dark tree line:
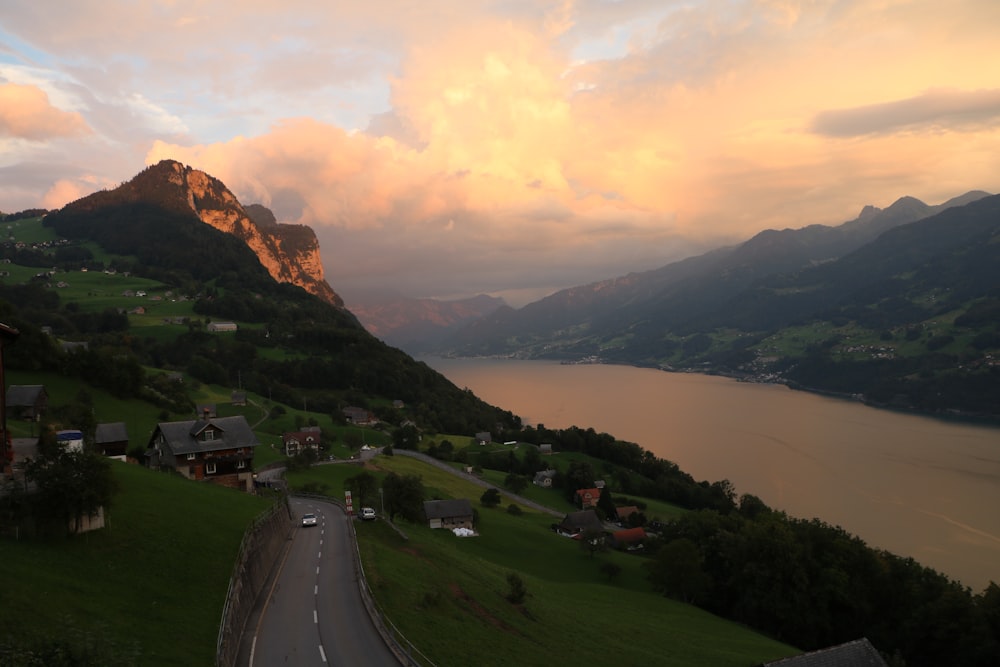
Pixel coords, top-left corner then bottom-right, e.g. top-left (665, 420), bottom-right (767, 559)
top-left (647, 506), bottom-right (1000, 667)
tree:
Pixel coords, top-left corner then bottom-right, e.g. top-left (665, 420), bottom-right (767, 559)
top-left (503, 472), bottom-right (528, 494)
top-left (346, 470), bottom-right (378, 507)
top-left (391, 424), bottom-right (420, 450)
top-left (25, 447), bottom-right (117, 535)
top-left (505, 572), bottom-right (527, 604)
top-left (597, 485), bottom-right (617, 520)
top-left (579, 528), bottom-right (607, 559)
top-left (646, 538), bottom-right (711, 604)
top-left (381, 472), bottom-right (424, 522)
top-left (480, 487), bottom-right (502, 508)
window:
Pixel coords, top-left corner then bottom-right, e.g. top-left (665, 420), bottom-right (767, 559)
top-left (237, 460), bottom-right (246, 469)
top-left (206, 463), bottom-right (217, 474)
top-left (186, 453), bottom-right (195, 460)
top-left (203, 430), bottom-right (215, 442)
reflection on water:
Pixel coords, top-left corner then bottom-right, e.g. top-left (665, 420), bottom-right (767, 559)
top-left (426, 357), bottom-right (1000, 591)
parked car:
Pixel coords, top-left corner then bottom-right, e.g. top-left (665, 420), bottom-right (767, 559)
top-left (360, 507), bottom-right (376, 521)
top-left (301, 513), bottom-right (318, 527)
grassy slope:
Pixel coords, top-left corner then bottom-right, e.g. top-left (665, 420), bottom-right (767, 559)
top-left (0, 462), bottom-right (274, 664)
top-left (287, 457), bottom-right (798, 667)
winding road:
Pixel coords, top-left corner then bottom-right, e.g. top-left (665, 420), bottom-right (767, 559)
top-left (241, 496), bottom-right (402, 666)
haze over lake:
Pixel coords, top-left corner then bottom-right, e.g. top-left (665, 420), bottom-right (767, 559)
top-left (426, 357), bottom-right (1000, 591)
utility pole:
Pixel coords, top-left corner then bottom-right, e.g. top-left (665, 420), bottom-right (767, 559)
top-left (0, 322), bottom-right (21, 477)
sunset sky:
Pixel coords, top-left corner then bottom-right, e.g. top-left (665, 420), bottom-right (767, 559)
top-left (2, 1), bottom-right (998, 306)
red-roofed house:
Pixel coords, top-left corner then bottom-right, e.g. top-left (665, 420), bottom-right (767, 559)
top-left (611, 527), bottom-right (647, 550)
top-left (575, 487), bottom-right (601, 509)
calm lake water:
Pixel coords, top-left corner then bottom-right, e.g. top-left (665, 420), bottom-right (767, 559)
top-left (424, 357), bottom-right (1000, 591)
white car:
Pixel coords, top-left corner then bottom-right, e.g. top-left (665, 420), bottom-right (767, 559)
top-left (301, 513), bottom-right (318, 527)
top-left (360, 507), bottom-right (376, 521)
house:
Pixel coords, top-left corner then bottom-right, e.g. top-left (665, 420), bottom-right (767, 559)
top-left (343, 406), bottom-right (376, 425)
top-left (95, 422), bottom-right (129, 460)
top-left (539, 443), bottom-right (553, 455)
top-left (533, 469), bottom-right (557, 487)
top-left (196, 403), bottom-right (217, 419)
top-left (616, 505), bottom-right (640, 524)
top-left (423, 498), bottom-right (474, 531)
top-left (207, 321), bottom-right (238, 332)
top-left (146, 414), bottom-right (259, 492)
top-left (474, 431), bottom-right (491, 445)
top-left (610, 526), bottom-right (646, 550)
top-left (556, 510), bottom-right (604, 538)
top-left (760, 638), bottom-right (888, 667)
top-left (392, 399), bottom-right (405, 409)
top-left (6, 384), bottom-right (47, 421)
top-left (283, 430), bottom-right (321, 456)
top-left (61, 341), bottom-right (89, 353)
top-left (575, 487), bottom-right (602, 509)
top-left (230, 390), bottom-right (247, 406)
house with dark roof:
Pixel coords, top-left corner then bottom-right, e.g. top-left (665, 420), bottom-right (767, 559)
top-left (95, 422), bottom-right (129, 460)
top-left (283, 430), bottom-right (321, 456)
top-left (342, 406), bottom-right (376, 425)
top-left (759, 638), bottom-right (888, 667)
top-left (474, 431), bottom-right (491, 445)
top-left (5, 384), bottom-right (47, 421)
top-left (230, 390), bottom-right (247, 406)
top-left (556, 510), bottom-right (604, 538)
top-left (146, 414), bottom-right (259, 492)
top-left (616, 505), bottom-right (640, 524)
top-left (533, 469), bottom-right (557, 487)
top-left (423, 498), bottom-right (474, 531)
top-left (196, 403), bottom-right (217, 419)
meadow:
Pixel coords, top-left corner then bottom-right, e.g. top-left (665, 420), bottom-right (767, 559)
top-left (286, 455), bottom-right (798, 666)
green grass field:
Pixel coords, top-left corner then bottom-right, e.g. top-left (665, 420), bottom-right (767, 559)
top-left (287, 456), bottom-right (798, 666)
top-left (0, 462), bottom-right (274, 664)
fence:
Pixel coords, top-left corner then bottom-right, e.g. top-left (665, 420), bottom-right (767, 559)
top-left (215, 497), bottom-right (292, 667)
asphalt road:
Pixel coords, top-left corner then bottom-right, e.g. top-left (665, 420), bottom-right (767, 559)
top-left (244, 497), bottom-right (401, 666)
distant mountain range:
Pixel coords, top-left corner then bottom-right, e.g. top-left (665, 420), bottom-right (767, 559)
top-left (348, 293), bottom-right (505, 353)
top-left (430, 190), bottom-right (1000, 417)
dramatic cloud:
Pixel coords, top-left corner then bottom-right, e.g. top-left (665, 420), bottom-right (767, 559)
top-left (1, 1), bottom-right (999, 303)
top-left (0, 83), bottom-right (90, 140)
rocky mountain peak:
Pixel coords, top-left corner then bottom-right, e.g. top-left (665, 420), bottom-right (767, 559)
top-left (131, 160), bottom-right (342, 306)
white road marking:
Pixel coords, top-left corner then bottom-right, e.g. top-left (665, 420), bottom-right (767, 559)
top-left (319, 645), bottom-right (327, 663)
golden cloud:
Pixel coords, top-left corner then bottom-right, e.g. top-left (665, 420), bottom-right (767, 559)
top-left (0, 83), bottom-right (91, 141)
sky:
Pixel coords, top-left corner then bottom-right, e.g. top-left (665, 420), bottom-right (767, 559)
top-left (1, 1), bottom-right (999, 307)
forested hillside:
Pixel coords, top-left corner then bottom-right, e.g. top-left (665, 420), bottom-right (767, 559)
top-left (445, 193), bottom-right (1000, 418)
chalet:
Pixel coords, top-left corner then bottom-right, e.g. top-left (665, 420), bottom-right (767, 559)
top-left (230, 390), bottom-right (247, 406)
top-left (5, 384), bottom-right (47, 421)
top-left (539, 443), bottom-right (553, 455)
top-left (575, 487), bottom-right (602, 509)
top-left (95, 422), bottom-right (129, 460)
top-left (761, 638), bottom-right (888, 667)
top-left (423, 498), bottom-right (474, 531)
top-left (207, 321), bottom-right (238, 332)
top-left (474, 431), bottom-right (491, 445)
top-left (556, 510), bottom-right (604, 538)
top-left (283, 430), bottom-right (321, 456)
top-left (392, 399), bottom-right (405, 409)
top-left (146, 414), bottom-right (259, 492)
top-left (343, 406), bottom-right (376, 425)
top-left (533, 469), bottom-right (557, 487)
top-left (196, 403), bottom-right (217, 419)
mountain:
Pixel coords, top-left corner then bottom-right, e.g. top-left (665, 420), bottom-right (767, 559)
top-left (349, 293), bottom-right (505, 353)
top-left (51, 160), bottom-right (343, 306)
top-left (444, 191), bottom-right (1000, 417)
top-left (30, 161), bottom-right (519, 435)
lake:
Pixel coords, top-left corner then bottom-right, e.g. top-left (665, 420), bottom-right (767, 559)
top-left (424, 357), bottom-right (1000, 591)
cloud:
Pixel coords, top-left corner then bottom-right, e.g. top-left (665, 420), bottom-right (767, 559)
top-left (0, 83), bottom-right (90, 140)
top-left (3, 0), bottom-right (1000, 301)
top-left (811, 89), bottom-right (1000, 137)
